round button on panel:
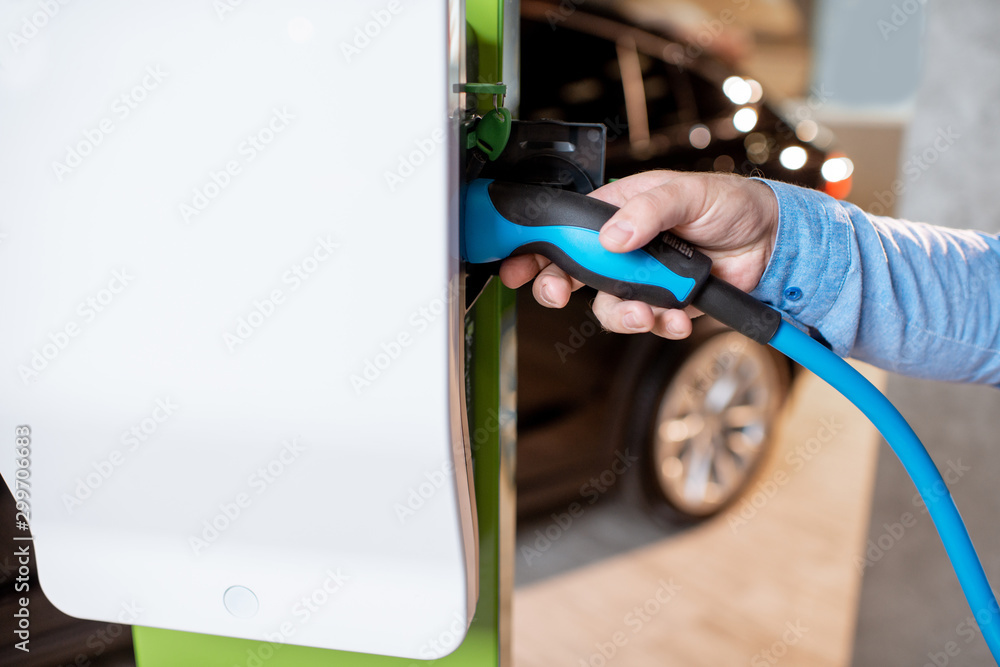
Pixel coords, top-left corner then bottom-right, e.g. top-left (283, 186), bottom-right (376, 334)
top-left (223, 585), bottom-right (259, 618)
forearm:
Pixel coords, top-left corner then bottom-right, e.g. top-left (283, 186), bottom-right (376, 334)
top-left (751, 179), bottom-right (1000, 386)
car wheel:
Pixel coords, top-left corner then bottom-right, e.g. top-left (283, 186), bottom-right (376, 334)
top-left (636, 326), bottom-right (790, 522)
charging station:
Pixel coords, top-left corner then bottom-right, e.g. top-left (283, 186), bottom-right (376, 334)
top-left (1, 0), bottom-right (516, 664)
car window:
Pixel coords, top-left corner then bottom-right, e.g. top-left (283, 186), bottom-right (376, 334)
top-left (635, 52), bottom-right (690, 131)
top-left (686, 69), bottom-right (733, 120)
top-left (520, 19), bottom-right (627, 126)
top-left (635, 51), bottom-right (734, 129)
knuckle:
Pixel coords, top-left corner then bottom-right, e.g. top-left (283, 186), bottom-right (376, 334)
top-left (626, 192), bottom-right (661, 226)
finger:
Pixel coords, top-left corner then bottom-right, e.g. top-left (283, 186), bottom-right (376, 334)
top-left (498, 254), bottom-right (550, 289)
top-left (532, 262), bottom-right (585, 308)
top-left (650, 309), bottom-right (693, 340)
top-left (588, 170), bottom-right (682, 208)
top-left (593, 292), bottom-right (701, 339)
top-left (599, 178), bottom-right (705, 254)
top-left (591, 292), bottom-right (655, 333)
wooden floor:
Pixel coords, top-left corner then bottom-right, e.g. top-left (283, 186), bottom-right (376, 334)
top-left (513, 364), bottom-right (886, 667)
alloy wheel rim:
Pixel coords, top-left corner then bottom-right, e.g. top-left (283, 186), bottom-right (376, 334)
top-left (651, 332), bottom-right (782, 516)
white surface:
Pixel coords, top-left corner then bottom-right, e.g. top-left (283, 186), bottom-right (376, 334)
top-left (0, 0), bottom-right (474, 659)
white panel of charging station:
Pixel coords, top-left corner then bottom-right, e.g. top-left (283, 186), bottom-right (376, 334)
top-left (0, 0), bottom-right (475, 659)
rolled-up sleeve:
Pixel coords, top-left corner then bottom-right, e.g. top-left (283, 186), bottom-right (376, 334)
top-left (750, 178), bottom-right (1000, 386)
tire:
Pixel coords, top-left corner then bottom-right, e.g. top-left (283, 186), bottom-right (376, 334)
top-left (635, 325), bottom-right (790, 523)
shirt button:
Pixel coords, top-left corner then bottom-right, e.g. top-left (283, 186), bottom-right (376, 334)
top-left (784, 286), bottom-right (803, 301)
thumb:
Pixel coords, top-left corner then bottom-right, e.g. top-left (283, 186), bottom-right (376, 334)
top-left (598, 180), bottom-right (701, 253)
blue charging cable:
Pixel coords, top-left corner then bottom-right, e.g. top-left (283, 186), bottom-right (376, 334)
top-left (463, 178), bottom-right (1000, 663)
top-left (770, 321), bottom-right (1000, 660)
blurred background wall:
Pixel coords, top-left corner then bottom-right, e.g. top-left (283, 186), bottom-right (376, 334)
top-left (851, 1), bottom-right (1000, 665)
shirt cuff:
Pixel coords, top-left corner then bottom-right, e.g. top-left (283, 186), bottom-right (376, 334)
top-left (749, 178), bottom-right (856, 353)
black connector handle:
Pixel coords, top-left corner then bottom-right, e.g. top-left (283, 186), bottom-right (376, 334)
top-left (462, 179), bottom-right (781, 343)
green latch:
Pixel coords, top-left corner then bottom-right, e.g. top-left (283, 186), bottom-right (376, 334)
top-left (474, 107), bottom-right (512, 161)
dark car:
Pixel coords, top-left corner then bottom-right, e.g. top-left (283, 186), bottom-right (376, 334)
top-left (515, 0), bottom-right (850, 522)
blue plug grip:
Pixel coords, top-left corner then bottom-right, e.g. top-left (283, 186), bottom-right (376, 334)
top-left (463, 179), bottom-right (705, 309)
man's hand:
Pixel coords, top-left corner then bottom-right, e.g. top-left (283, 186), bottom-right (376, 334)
top-left (498, 170), bottom-right (780, 339)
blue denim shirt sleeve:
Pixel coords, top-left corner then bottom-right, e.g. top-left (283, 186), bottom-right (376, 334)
top-left (750, 178), bottom-right (1000, 386)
